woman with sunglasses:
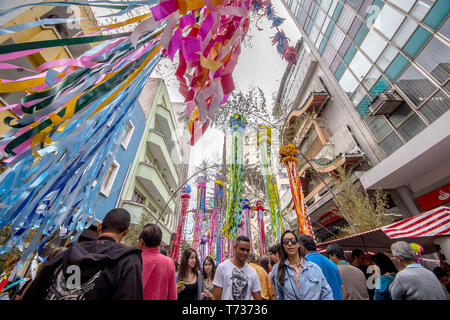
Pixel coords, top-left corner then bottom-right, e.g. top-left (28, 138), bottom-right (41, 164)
top-left (273, 230), bottom-right (333, 300)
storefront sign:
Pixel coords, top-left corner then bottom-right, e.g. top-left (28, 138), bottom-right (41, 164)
top-left (416, 183), bottom-right (450, 211)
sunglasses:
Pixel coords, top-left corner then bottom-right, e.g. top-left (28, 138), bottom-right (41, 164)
top-left (282, 238), bottom-right (298, 245)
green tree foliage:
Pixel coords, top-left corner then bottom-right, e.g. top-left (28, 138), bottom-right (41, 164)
top-left (332, 166), bottom-right (394, 236)
top-left (123, 209), bottom-right (154, 247)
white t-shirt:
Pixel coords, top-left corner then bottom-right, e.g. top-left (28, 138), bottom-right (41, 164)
top-left (213, 259), bottom-right (261, 300)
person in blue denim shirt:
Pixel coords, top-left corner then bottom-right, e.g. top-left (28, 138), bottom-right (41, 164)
top-left (273, 230), bottom-right (333, 300)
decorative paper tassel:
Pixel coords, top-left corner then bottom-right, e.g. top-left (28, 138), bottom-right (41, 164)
top-left (223, 114), bottom-right (247, 240)
top-left (169, 185), bottom-right (191, 262)
top-left (193, 176), bottom-right (208, 250)
top-left (257, 125), bottom-right (283, 242)
top-left (256, 200), bottom-right (268, 257)
top-left (280, 144), bottom-right (315, 238)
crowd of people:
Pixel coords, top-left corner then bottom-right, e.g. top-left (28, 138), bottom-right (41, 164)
top-left (8, 208), bottom-right (449, 300)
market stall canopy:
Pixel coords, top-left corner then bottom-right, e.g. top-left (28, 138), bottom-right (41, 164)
top-left (316, 206), bottom-right (450, 255)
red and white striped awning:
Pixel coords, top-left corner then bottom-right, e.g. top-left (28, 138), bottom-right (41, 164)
top-left (381, 206), bottom-right (450, 239)
top-left (316, 206), bottom-right (450, 254)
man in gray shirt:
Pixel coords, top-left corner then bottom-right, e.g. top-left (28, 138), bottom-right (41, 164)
top-left (389, 241), bottom-right (447, 300)
top-left (327, 243), bottom-right (369, 300)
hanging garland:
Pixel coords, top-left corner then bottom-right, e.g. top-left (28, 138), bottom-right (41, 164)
top-left (279, 143), bottom-right (314, 237)
top-left (257, 125), bottom-right (283, 242)
top-left (222, 113), bottom-right (247, 240)
top-left (209, 171), bottom-right (224, 261)
top-left (256, 199), bottom-right (267, 257)
top-left (192, 175), bottom-right (207, 251)
top-left (169, 184), bottom-right (191, 262)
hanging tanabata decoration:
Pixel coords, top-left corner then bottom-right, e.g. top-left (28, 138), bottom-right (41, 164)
top-left (241, 199), bottom-right (253, 253)
top-left (0, 0), bottom-right (297, 269)
top-left (170, 184), bottom-right (191, 262)
top-left (200, 234), bottom-right (208, 266)
top-left (193, 175), bottom-right (208, 251)
top-left (223, 113), bottom-right (247, 240)
top-left (257, 125), bottom-right (283, 241)
top-left (256, 200), bottom-right (267, 257)
top-left (279, 144), bottom-right (314, 237)
top-left (210, 171), bottom-right (224, 263)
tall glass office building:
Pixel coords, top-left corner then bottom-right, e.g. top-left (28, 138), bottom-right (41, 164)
top-left (280, 0), bottom-right (449, 220)
top-left (282, 0), bottom-right (448, 157)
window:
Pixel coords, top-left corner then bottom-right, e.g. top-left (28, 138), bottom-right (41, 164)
top-left (416, 37), bottom-right (450, 84)
top-left (385, 53), bottom-right (409, 81)
top-left (364, 116), bottom-right (392, 142)
top-left (397, 113), bottom-right (427, 142)
top-left (337, 6), bottom-right (354, 33)
top-left (343, 44), bottom-right (357, 64)
top-left (423, 0), bottom-right (450, 30)
top-left (121, 120), bottom-right (135, 150)
top-left (338, 38), bottom-right (351, 57)
top-left (396, 65), bottom-right (437, 107)
top-left (379, 132), bottom-right (404, 156)
top-left (369, 76), bottom-right (391, 98)
top-left (377, 45), bottom-right (399, 71)
top-left (334, 62), bottom-right (346, 80)
top-left (403, 26), bottom-right (432, 58)
top-left (318, 38), bottom-right (327, 55)
top-left (439, 14), bottom-right (450, 39)
top-left (330, 55), bottom-right (342, 73)
top-left (346, 0), bottom-right (362, 11)
top-left (351, 85), bottom-right (367, 106)
top-left (320, 0), bottom-right (332, 13)
top-left (339, 69), bottom-right (358, 96)
top-left (392, 18), bottom-right (418, 49)
top-left (329, 27), bottom-right (345, 51)
top-left (418, 90), bottom-right (450, 123)
top-left (373, 3), bottom-right (405, 39)
top-left (349, 50), bottom-right (372, 81)
top-left (316, 8), bottom-right (326, 27)
top-left (331, 2), bottom-right (343, 22)
top-left (360, 29), bottom-right (388, 62)
top-left (362, 67), bottom-right (381, 92)
top-left (132, 189), bottom-right (146, 205)
top-left (328, 0), bottom-right (339, 17)
top-left (324, 22), bottom-right (335, 39)
top-left (315, 33), bottom-right (324, 49)
top-left (323, 44), bottom-right (335, 66)
top-left (364, 0), bottom-right (384, 25)
top-left (310, 25), bottom-right (320, 44)
top-left (353, 22), bottom-right (369, 45)
top-left (388, 0), bottom-right (415, 12)
top-left (411, 0), bottom-right (433, 21)
top-left (388, 102), bottom-right (413, 127)
top-left (100, 160), bottom-right (120, 197)
top-left (347, 16), bottom-right (363, 39)
top-left (356, 96), bottom-right (373, 116)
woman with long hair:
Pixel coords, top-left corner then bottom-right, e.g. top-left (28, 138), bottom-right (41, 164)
top-left (201, 256), bottom-right (216, 300)
top-left (371, 252), bottom-right (398, 300)
top-left (176, 248), bottom-right (202, 300)
top-left (274, 230), bottom-right (333, 300)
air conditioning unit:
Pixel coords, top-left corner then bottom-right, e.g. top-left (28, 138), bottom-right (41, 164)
top-left (369, 91), bottom-right (404, 116)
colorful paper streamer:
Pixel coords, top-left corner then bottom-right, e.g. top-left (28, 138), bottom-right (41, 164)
top-left (257, 125), bottom-right (283, 242)
top-left (280, 144), bottom-right (314, 237)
